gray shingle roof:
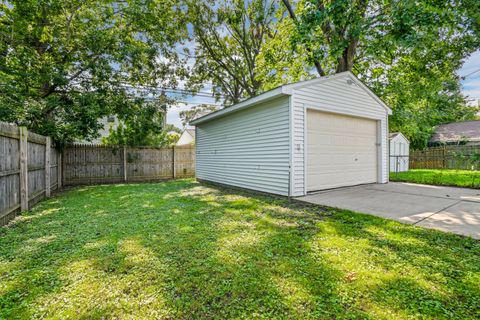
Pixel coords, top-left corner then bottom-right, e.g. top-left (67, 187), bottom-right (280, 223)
top-left (389, 132), bottom-right (400, 139)
top-left (429, 120), bottom-right (480, 143)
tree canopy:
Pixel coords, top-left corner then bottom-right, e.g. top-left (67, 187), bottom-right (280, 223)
top-left (261, 0), bottom-right (480, 148)
top-left (0, 0), bottom-right (187, 145)
top-left (186, 0), bottom-right (276, 105)
top-left (1, 0), bottom-right (479, 149)
top-left (179, 104), bottom-right (218, 128)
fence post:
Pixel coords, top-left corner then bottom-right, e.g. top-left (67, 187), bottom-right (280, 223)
top-left (123, 146), bottom-right (127, 182)
top-left (172, 146), bottom-right (176, 179)
top-left (57, 151), bottom-right (62, 189)
top-left (61, 149), bottom-right (66, 186)
top-left (442, 146), bottom-right (446, 169)
top-left (19, 126), bottom-right (28, 211)
top-left (45, 137), bottom-right (51, 197)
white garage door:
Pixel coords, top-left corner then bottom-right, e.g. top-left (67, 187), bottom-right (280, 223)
top-left (307, 110), bottom-right (378, 191)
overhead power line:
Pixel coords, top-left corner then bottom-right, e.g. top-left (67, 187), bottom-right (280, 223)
top-left (462, 68), bottom-right (480, 79)
top-left (119, 84), bottom-right (224, 98)
top-left (139, 96), bottom-right (222, 107)
top-left (70, 75), bottom-right (225, 98)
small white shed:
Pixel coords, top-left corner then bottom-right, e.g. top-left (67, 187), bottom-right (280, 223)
top-left (389, 132), bottom-right (409, 172)
top-left (191, 71), bottom-right (392, 197)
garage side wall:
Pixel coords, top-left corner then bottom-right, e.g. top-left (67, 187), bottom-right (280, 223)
top-left (291, 74), bottom-right (389, 196)
top-left (196, 96), bottom-right (290, 196)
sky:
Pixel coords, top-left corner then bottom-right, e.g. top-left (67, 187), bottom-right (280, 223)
top-left (167, 50), bottom-right (480, 129)
top-left (459, 50), bottom-right (480, 101)
top-left (166, 96), bottom-right (219, 128)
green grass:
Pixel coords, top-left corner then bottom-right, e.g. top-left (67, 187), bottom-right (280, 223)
top-left (0, 180), bottom-right (479, 319)
top-left (390, 169), bottom-right (480, 188)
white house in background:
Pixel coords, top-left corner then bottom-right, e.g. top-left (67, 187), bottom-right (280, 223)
top-left (467, 99), bottom-right (480, 116)
top-left (191, 71), bottom-right (392, 197)
top-left (389, 132), bottom-right (409, 172)
top-left (176, 129), bottom-right (196, 146)
top-left (74, 115), bottom-right (120, 145)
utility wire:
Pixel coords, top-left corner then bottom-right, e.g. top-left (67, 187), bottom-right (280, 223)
top-left (462, 68), bottom-right (480, 79)
top-left (69, 76), bottom-right (225, 97)
top-left (119, 84), bottom-right (223, 98)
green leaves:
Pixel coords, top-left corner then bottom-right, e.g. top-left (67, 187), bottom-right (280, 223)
top-left (0, 0), bottom-right (188, 144)
top-left (273, 0), bottom-right (480, 149)
top-left (187, 0), bottom-right (276, 104)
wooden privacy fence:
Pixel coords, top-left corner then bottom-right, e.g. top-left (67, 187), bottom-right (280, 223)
top-left (62, 144), bottom-right (195, 185)
top-left (1, 121), bottom-right (196, 226)
top-left (0, 122), bottom-right (61, 225)
top-left (410, 145), bottom-right (480, 170)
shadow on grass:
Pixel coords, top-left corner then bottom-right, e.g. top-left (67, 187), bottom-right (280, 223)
top-left (0, 179), bottom-right (478, 319)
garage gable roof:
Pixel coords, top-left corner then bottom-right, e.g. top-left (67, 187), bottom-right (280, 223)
top-left (190, 71), bottom-right (391, 126)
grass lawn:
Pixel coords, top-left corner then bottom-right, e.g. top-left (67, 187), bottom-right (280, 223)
top-left (390, 169), bottom-right (480, 188)
top-left (0, 180), bottom-right (479, 319)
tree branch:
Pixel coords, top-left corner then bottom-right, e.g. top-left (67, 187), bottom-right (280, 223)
top-left (281, 0), bottom-right (326, 76)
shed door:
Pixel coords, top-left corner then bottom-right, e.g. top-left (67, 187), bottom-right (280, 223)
top-left (306, 110), bottom-right (378, 191)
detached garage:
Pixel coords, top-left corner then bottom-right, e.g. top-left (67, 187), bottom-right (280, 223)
top-left (190, 71), bottom-right (392, 197)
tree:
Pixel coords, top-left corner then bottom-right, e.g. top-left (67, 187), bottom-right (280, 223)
top-left (102, 123), bottom-right (181, 148)
top-left (187, 0), bottom-right (277, 104)
top-left (179, 104), bottom-right (218, 128)
top-left (255, 10), bottom-right (314, 91)
top-left (163, 124), bottom-right (182, 134)
top-left (268, 0), bottom-right (480, 148)
top-left (280, 0), bottom-right (480, 75)
top-left (100, 98), bottom-right (167, 147)
top-left (0, 0), bottom-right (187, 145)
top-left (363, 49), bottom-right (477, 149)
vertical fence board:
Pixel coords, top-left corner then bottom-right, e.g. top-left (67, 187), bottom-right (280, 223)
top-left (63, 145), bottom-right (195, 185)
top-left (45, 137), bottom-right (51, 197)
top-left (174, 145), bottom-right (196, 178)
top-left (1, 121), bottom-right (195, 226)
top-left (0, 123), bottom-right (21, 225)
top-left (0, 122), bottom-right (61, 226)
top-left (27, 139), bottom-right (46, 207)
top-left (19, 127), bottom-right (28, 212)
top-left (410, 145), bottom-right (480, 170)
top-left (49, 145), bottom-right (58, 191)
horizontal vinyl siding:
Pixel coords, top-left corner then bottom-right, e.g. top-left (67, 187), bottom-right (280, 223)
top-left (292, 74), bottom-right (389, 196)
top-left (196, 96), bottom-right (290, 196)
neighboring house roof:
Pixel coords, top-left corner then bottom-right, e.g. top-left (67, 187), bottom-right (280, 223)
top-left (429, 120), bottom-right (480, 144)
top-left (190, 71), bottom-right (392, 126)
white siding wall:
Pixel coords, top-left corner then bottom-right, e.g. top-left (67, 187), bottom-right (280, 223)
top-left (291, 74), bottom-right (389, 196)
top-left (196, 96), bottom-right (291, 196)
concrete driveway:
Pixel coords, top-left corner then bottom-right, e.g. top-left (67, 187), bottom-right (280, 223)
top-left (298, 182), bottom-right (480, 239)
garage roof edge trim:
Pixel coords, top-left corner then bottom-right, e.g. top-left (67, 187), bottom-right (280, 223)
top-left (190, 71), bottom-right (392, 126)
